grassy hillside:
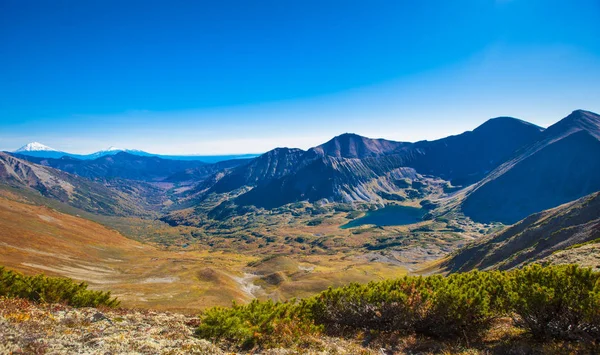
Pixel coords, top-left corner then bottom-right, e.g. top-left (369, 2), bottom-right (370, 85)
top-left (0, 191), bottom-right (419, 310)
top-left (0, 152), bottom-right (162, 217)
top-left (0, 192), bottom-right (254, 310)
top-left (445, 191), bottom-right (600, 272)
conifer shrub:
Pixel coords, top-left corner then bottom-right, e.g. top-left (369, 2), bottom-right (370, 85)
top-left (506, 264), bottom-right (600, 340)
top-left (0, 267), bottom-right (119, 308)
top-left (195, 265), bottom-right (600, 348)
top-left (310, 270), bottom-right (506, 339)
top-left (196, 299), bottom-right (321, 349)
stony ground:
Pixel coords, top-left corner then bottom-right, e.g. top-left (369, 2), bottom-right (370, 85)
top-left (4, 297), bottom-right (596, 355)
top-left (0, 297), bottom-right (221, 354)
top-left (0, 297), bottom-right (373, 355)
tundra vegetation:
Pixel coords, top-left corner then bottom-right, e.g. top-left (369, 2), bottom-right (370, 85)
top-left (196, 264), bottom-right (600, 351)
top-left (0, 267), bottom-right (119, 308)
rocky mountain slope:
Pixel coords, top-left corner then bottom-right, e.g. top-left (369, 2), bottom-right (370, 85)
top-left (460, 110), bottom-right (600, 224)
top-left (445, 191), bottom-right (600, 272)
top-left (192, 116), bottom-right (546, 209)
top-left (409, 117), bottom-right (544, 185)
top-left (310, 132), bottom-right (409, 158)
top-left (15, 152), bottom-right (208, 182)
top-left (4, 110), bottom-right (600, 234)
top-left (0, 152), bottom-right (159, 216)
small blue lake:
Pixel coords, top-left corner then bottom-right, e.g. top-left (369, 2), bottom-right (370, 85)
top-left (340, 205), bottom-right (425, 229)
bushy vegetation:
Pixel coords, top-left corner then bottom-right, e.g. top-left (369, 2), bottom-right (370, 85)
top-left (0, 267), bottom-right (119, 308)
top-left (309, 270), bottom-right (506, 339)
top-left (196, 299), bottom-right (320, 349)
top-left (507, 264), bottom-right (600, 340)
top-left (197, 264), bottom-right (600, 349)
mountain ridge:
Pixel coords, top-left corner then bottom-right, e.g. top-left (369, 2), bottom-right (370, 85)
top-left (445, 191), bottom-right (600, 272)
top-left (9, 143), bottom-right (260, 163)
top-left (205, 113), bottom-right (548, 208)
top-left (460, 109), bottom-right (600, 224)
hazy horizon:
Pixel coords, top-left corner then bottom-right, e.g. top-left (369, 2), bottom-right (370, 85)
top-left (1, 108), bottom-right (594, 156)
top-left (2, 1), bottom-right (599, 154)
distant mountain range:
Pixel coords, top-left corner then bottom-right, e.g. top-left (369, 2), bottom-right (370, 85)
top-left (166, 109), bottom-right (596, 226)
top-left (12, 142), bottom-right (259, 163)
top-left (2, 109), bottom-right (599, 228)
top-left (192, 113), bottom-right (551, 212)
top-left (0, 152), bottom-right (161, 216)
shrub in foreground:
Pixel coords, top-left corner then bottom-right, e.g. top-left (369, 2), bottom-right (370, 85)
top-left (196, 265), bottom-right (600, 349)
top-left (196, 299), bottom-right (320, 349)
top-left (507, 264), bottom-right (600, 340)
top-left (310, 270), bottom-right (507, 339)
top-left (0, 266), bottom-right (119, 308)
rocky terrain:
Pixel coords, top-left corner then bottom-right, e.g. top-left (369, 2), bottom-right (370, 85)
top-left (0, 297), bottom-right (372, 355)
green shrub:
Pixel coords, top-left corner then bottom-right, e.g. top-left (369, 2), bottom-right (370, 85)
top-left (0, 266), bottom-right (119, 308)
top-left (310, 270), bottom-right (506, 339)
top-left (307, 217), bottom-right (324, 226)
top-left (196, 265), bottom-right (600, 348)
top-left (196, 299), bottom-right (321, 349)
top-left (507, 264), bottom-right (600, 340)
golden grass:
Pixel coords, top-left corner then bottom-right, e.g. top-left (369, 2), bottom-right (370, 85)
top-left (0, 196), bottom-right (410, 311)
top-left (0, 196), bottom-right (256, 311)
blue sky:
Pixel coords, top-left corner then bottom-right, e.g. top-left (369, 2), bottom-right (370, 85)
top-left (1, 0), bottom-right (599, 154)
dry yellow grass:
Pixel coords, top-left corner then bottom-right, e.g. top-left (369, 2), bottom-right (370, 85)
top-left (0, 195), bottom-right (255, 311)
top-left (0, 195), bottom-right (410, 311)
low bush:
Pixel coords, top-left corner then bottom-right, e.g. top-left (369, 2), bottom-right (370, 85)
top-left (196, 265), bottom-right (600, 349)
top-left (196, 299), bottom-right (321, 349)
top-left (310, 270), bottom-right (507, 339)
top-left (0, 266), bottom-right (119, 308)
top-left (507, 264), bottom-right (600, 340)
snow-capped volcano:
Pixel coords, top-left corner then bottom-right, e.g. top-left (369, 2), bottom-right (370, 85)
top-left (10, 142), bottom-right (256, 162)
top-left (15, 142), bottom-right (59, 152)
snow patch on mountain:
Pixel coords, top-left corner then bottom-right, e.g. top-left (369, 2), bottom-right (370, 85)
top-left (15, 142), bottom-right (59, 152)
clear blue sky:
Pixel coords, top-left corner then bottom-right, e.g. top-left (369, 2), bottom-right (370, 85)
top-left (1, 0), bottom-right (599, 154)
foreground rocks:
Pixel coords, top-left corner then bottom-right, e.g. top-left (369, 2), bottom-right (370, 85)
top-left (0, 297), bottom-right (372, 355)
top-left (0, 297), bottom-right (221, 354)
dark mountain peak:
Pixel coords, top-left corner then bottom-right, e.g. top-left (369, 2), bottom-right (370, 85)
top-left (260, 147), bottom-right (304, 157)
top-left (572, 108), bottom-right (599, 116)
top-left (95, 151), bottom-right (142, 162)
top-left (334, 132), bottom-right (363, 139)
top-left (544, 109), bottom-right (600, 140)
top-left (249, 147), bottom-right (305, 169)
top-left (312, 133), bottom-right (405, 159)
top-left (251, 147), bottom-right (306, 166)
top-left (473, 116), bottom-right (543, 135)
top-left (561, 109), bottom-right (600, 126)
top-left (207, 146), bottom-right (306, 193)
